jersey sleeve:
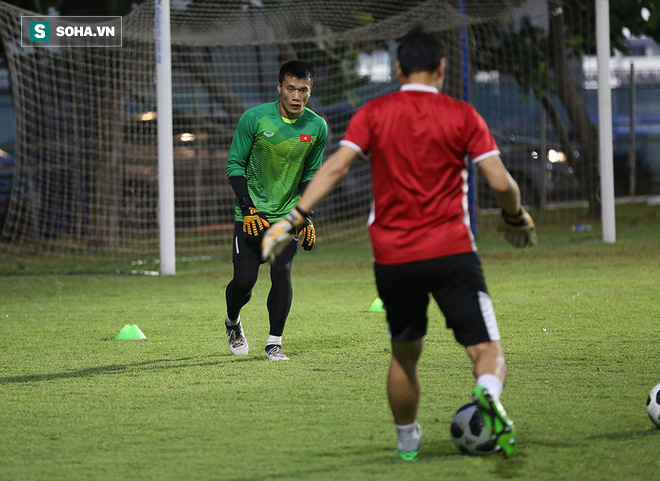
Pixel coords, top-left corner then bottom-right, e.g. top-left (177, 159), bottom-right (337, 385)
top-left (300, 118), bottom-right (328, 183)
top-left (340, 106), bottom-right (371, 155)
top-left (464, 104), bottom-right (500, 163)
top-left (226, 110), bottom-right (256, 178)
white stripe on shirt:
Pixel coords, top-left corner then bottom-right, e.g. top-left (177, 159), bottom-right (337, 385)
top-left (472, 149), bottom-right (501, 163)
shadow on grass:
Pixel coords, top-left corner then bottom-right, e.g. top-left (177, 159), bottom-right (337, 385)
top-left (420, 439), bottom-right (527, 480)
top-left (0, 354), bottom-right (260, 385)
top-left (226, 439), bottom-right (526, 481)
top-left (525, 428), bottom-right (658, 449)
top-left (586, 429), bottom-right (659, 441)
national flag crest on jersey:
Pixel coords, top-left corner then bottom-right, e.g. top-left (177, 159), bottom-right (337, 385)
top-left (300, 134), bottom-right (311, 143)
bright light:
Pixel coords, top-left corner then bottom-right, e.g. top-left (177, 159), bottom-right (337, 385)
top-left (642, 8), bottom-right (650, 22)
top-left (140, 111), bottom-right (157, 121)
top-left (547, 149), bottom-right (567, 163)
top-left (179, 132), bottom-right (196, 142)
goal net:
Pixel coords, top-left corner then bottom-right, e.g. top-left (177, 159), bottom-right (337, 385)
top-left (0, 0), bottom-right (602, 272)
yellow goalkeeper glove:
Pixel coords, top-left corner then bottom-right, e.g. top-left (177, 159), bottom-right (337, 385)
top-left (498, 207), bottom-right (537, 247)
top-left (262, 207), bottom-right (307, 263)
top-left (298, 212), bottom-right (316, 251)
top-left (242, 206), bottom-right (270, 238)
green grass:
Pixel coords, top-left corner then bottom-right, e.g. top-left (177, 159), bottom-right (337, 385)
top-left (1, 203), bottom-right (659, 480)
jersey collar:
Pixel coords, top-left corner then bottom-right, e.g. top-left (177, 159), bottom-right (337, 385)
top-left (400, 83), bottom-right (439, 94)
top-left (275, 100), bottom-right (305, 123)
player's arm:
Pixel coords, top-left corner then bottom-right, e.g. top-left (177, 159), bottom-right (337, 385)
top-left (476, 155), bottom-right (520, 214)
top-left (477, 155), bottom-right (536, 247)
top-left (465, 105), bottom-right (535, 247)
top-left (229, 176), bottom-right (270, 238)
top-left (262, 145), bottom-right (358, 262)
top-left (226, 111), bottom-right (269, 238)
top-left (226, 110), bottom-right (255, 179)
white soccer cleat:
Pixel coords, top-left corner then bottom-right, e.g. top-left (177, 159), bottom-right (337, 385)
top-left (226, 322), bottom-right (249, 355)
top-left (265, 344), bottom-right (289, 361)
top-left (398, 424), bottom-right (422, 461)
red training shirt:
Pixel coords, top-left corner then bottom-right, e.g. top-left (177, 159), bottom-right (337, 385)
top-left (341, 84), bottom-right (499, 265)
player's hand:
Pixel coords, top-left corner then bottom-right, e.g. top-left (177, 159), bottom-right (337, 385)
top-left (262, 207), bottom-right (307, 263)
top-left (299, 214), bottom-right (316, 251)
top-left (242, 206), bottom-right (270, 238)
top-left (498, 207), bottom-right (537, 247)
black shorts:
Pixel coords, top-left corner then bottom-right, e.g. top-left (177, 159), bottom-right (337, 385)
top-left (374, 252), bottom-right (500, 346)
top-left (232, 221), bottom-right (297, 264)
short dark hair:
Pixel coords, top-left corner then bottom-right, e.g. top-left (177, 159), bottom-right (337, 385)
top-left (279, 60), bottom-right (314, 85)
top-left (397, 26), bottom-right (443, 76)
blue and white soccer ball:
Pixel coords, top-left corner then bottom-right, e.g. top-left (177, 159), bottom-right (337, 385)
top-left (450, 403), bottom-right (499, 455)
top-left (647, 383), bottom-right (660, 428)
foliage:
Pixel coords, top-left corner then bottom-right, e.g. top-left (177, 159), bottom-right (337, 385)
top-left (473, 0), bottom-right (659, 109)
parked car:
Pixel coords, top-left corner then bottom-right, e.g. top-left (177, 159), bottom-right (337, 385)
top-left (476, 131), bottom-right (582, 209)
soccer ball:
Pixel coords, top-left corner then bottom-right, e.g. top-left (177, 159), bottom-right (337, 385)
top-left (450, 403), bottom-right (499, 455)
top-left (647, 383), bottom-right (660, 428)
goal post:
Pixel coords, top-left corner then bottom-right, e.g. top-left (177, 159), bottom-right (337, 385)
top-left (595, 0), bottom-right (616, 243)
top-left (155, 0), bottom-right (176, 275)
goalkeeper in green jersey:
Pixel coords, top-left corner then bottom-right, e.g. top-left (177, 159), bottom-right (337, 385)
top-left (224, 60), bottom-right (327, 361)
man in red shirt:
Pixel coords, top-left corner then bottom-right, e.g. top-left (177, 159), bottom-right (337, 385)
top-left (262, 26), bottom-right (535, 460)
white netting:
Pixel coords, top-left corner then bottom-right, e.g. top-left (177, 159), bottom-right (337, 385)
top-left (0, 0), bottom-right (614, 270)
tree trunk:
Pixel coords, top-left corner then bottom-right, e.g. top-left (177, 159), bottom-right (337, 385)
top-left (548, 0), bottom-right (600, 217)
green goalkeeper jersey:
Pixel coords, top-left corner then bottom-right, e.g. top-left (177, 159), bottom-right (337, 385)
top-left (226, 101), bottom-right (327, 222)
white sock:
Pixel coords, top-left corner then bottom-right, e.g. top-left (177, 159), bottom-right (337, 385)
top-left (395, 421), bottom-right (420, 451)
top-left (225, 314), bottom-right (240, 327)
top-left (476, 374), bottom-right (503, 400)
top-left (266, 335), bottom-right (282, 347)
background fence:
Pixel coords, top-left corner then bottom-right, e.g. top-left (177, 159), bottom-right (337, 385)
top-left (0, 0), bottom-right (658, 273)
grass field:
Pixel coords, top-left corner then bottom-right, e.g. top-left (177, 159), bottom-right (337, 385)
top-left (1, 203), bottom-right (659, 480)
